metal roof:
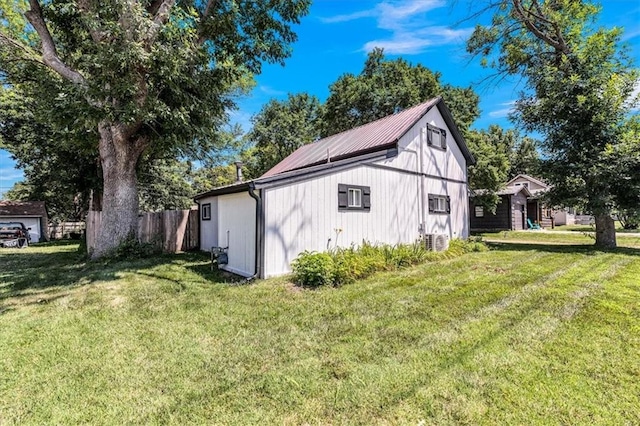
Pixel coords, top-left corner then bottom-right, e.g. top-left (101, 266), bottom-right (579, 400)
top-left (261, 97), bottom-right (442, 178)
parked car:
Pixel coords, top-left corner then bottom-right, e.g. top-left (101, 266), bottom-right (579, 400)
top-left (0, 222), bottom-right (31, 248)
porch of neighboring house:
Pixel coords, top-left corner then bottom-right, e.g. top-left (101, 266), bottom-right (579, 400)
top-left (526, 199), bottom-right (553, 229)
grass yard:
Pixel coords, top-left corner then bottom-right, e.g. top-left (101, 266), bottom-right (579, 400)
top-left (479, 230), bottom-right (640, 247)
top-left (1, 240), bottom-right (639, 424)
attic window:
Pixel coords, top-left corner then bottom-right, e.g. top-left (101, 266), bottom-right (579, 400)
top-left (427, 124), bottom-right (447, 150)
top-left (338, 184), bottom-right (370, 211)
top-left (428, 194), bottom-right (450, 214)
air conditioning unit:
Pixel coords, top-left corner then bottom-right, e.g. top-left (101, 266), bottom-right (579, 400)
top-left (424, 233), bottom-right (449, 252)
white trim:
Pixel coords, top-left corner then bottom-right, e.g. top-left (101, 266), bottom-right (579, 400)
top-left (220, 264), bottom-right (253, 278)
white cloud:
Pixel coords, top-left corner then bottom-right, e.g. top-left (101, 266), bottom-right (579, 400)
top-left (488, 101), bottom-right (516, 118)
top-left (321, 0), bottom-right (472, 55)
top-left (259, 85), bottom-right (286, 96)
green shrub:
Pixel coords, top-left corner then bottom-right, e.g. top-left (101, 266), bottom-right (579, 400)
top-left (291, 238), bottom-right (488, 287)
top-left (99, 235), bottom-right (161, 263)
top-left (291, 251), bottom-right (336, 287)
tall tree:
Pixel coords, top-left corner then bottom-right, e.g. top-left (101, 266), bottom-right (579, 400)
top-left (468, 0), bottom-right (640, 248)
top-left (509, 135), bottom-right (540, 178)
top-left (323, 48), bottom-right (480, 137)
top-left (0, 0), bottom-right (310, 257)
top-left (245, 93), bottom-right (323, 178)
top-left (466, 126), bottom-right (512, 211)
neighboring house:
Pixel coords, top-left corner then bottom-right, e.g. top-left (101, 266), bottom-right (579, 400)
top-left (470, 186), bottom-right (532, 231)
top-left (506, 174), bottom-right (554, 228)
top-left (195, 97), bottom-right (476, 278)
top-left (0, 201), bottom-right (49, 242)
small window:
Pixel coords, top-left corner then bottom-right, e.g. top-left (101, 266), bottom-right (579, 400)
top-left (338, 184), bottom-right (370, 211)
top-left (427, 124), bottom-right (447, 150)
top-left (522, 182), bottom-right (529, 188)
top-left (201, 203), bottom-right (211, 221)
top-left (475, 206), bottom-right (484, 217)
top-left (348, 188), bottom-right (361, 207)
top-left (428, 194), bottom-right (450, 214)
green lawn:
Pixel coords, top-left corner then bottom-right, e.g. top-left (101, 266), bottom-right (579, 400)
top-left (479, 230), bottom-right (640, 247)
top-left (1, 241), bottom-right (639, 424)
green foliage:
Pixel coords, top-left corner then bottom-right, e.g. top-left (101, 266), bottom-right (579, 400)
top-left (467, 0), bottom-right (640, 247)
top-left (98, 235), bottom-right (162, 263)
top-left (290, 251), bottom-right (335, 287)
top-left (137, 158), bottom-right (194, 212)
top-left (0, 0), bottom-right (311, 254)
top-left (617, 209), bottom-right (640, 230)
top-left (292, 239), bottom-right (488, 287)
top-left (245, 93), bottom-right (323, 178)
top-left (322, 48), bottom-right (480, 137)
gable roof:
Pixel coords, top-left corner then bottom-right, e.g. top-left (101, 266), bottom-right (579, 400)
top-left (0, 201), bottom-right (48, 218)
top-left (506, 174), bottom-right (549, 189)
top-left (497, 186), bottom-right (532, 197)
top-left (472, 185), bottom-right (532, 198)
top-left (261, 97), bottom-right (475, 178)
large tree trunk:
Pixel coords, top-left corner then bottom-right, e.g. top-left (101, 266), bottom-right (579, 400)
top-left (92, 122), bottom-right (146, 258)
top-left (594, 213), bottom-right (617, 249)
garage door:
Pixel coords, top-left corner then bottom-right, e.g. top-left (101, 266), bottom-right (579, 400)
top-left (1, 217), bottom-right (42, 242)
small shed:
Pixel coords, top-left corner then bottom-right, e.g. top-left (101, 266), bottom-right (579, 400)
top-left (470, 186), bottom-right (532, 231)
top-left (0, 201), bottom-right (49, 242)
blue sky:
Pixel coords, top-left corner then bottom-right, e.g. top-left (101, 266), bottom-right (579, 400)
top-left (1, 0), bottom-right (639, 197)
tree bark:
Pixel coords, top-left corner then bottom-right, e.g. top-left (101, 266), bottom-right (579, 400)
top-left (594, 213), bottom-right (617, 249)
top-left (92, 122), bottom-right (146, 258)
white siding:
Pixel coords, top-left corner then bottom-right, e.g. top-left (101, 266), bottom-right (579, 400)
top-left (198, 196), bottom-right (218, 251)
top-left (217, 192), bottom-right (256, 277)
top-left (263, 165), bottom-right (420, 277)
top-left (1, 216), bottom-right (42, 242)
top-left (510, 176), bottom-right (547, 192)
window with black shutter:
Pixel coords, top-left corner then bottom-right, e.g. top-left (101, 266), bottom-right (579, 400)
top-left (338, 184), bottom-right (371, 211)
top-left (428, 194), bottom-right (450, 214)
top-left (201, 203), bottom-right (211, 220)
top-left (426, 124), bottom-right (447, 151)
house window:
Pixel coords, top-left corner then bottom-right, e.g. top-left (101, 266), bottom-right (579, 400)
top-left (348, 188), bottom-right (361, 207)
top-left (201, 203), bottom-right (211, 221)
top-left (338, 184), bottom-right (371, 211)
top-left (428, 194), bottom-right (450, 214)
top-left (475, 206), bottom-right (484, 217)
top-left (427, 124), bottom-right (447, 150)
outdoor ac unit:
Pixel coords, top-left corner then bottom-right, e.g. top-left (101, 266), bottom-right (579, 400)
top-left (424, 234), bottom-right (449, 252)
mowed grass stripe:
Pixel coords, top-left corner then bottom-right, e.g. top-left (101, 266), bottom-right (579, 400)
top-left (314, 253), bottom-right (626, 424)
top-left (1, 244), bottom-right (639, 425)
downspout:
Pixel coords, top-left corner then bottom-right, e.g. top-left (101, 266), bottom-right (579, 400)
top-left (419, 127), bottom-right (426, 234)
top-left (247, 183), bottom-right (263, 280)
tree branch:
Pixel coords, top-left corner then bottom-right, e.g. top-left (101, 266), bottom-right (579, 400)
top-left (196, 0), bottom-right (219, 45)
top-left (0, 33), bottom-right (46, 66)
top-left (76, 0), bottom-right (109, 43)
top-left (146, 0), bottom-right (176, 43)
top-left (24, 0), bottom-right (86, 85)
top-left (511, 0), bottom-right (569, 54)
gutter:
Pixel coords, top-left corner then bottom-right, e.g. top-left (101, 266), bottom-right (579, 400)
top-left (247, 183), bottom-right (263, 279)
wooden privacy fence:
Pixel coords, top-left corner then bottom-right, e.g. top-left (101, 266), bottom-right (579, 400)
top-left (86, 209), bottom-right (199, 254)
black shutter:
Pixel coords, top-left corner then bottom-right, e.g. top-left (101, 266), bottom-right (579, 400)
top-left (428, 194), bottom-right (435, 213)
top-left (362, 186), bottom-right (371, 209)
top-left (440, 129), bottom-right (447, 149)
top-left (446, 196), bottom-right (451, 213)
top-left (338, 184), bottom-right (348, 208)
top-left (426, 125), bottom-right (433, 146)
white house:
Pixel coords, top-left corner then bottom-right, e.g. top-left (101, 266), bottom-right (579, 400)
top-left (195, 97), bottom-right (476, 278)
